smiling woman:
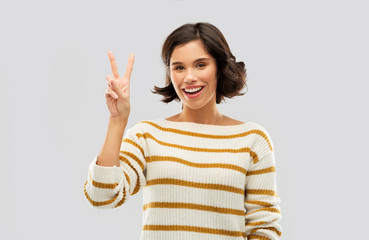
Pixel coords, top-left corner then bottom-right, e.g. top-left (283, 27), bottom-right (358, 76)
top-left (168, 39), bottom-right (218, 110)
top-left (83, 22), bottom-right (283, 240)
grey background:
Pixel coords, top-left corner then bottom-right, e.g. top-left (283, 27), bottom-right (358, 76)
top-left (1, 0), bottom-right (368, 239)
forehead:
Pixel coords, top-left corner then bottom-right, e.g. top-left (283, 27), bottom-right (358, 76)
top-left (170, 40), bottom-right (212, 63)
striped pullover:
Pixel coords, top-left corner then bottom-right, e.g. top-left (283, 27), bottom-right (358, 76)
top-left (83, 118), bottom-right (283, 240)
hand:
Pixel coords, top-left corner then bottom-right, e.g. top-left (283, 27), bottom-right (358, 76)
top-left (105, 51), bottom-right (135, 120)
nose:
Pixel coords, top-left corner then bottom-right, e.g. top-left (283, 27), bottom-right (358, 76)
top-left (184, 68), bottom-right (198, 83)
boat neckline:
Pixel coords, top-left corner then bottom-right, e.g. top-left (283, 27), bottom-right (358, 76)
top-left (158, 118), bottom-right (251, 128)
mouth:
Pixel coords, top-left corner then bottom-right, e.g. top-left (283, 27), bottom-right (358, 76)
top-left (182, 86), bottom-right (205, 98)
top-left (182, 86), bottom-right (204, 93)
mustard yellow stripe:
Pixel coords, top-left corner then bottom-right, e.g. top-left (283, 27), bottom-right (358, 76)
top-left (146, 178), bottom-right (244, 195)
top-left (83, 180), bottom-right (119, 206)
top-left (143, 224), bottom-right (246, 238)
top-left (244, 200), bottom-right (274, 207)
top-left (246, 221), bottom-right (269, 227)
top-left (137, 131), bottom-right (257, 155)
top-left (246, 189), bottom-right (278, 197)
top-left (146, 155), bottom-right (247, 175)
top-left (114, 186), bottom-right (127, 208)
top-left (120, 150), bottom-right (145, 170)
top-left (141, 120), bottom-right (272, 151)
top-left (249, 151), bottom-right (260, 164)
top-left (248, 235), bottom-right (272, 240)
top-left (137, 132), bottom-right (260, 163)
top-left (137, 132), bottom-right (251, 153)
top-left (124, 171), bottom-right (130, 185)
top-left (88, 170), bottom-right (118, 189)
top-left (245, 207), bottom-right (281, 216)
top-left (250, 226), bottom-right (282, 237)
top-left (119, 155), bottom-right (141, 196)
top-left (247, 166), bottom-right (275, 176)
top-left (143, 201), bottom-right (245, 216)
top-left (122, 138), bottom-right (145, 156)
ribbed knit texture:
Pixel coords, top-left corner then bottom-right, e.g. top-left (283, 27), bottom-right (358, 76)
top-left (83, 118), bottom-right (282, 240)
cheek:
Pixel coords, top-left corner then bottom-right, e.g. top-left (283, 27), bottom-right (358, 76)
top-left (171, 72), bottom-right (183, 83)
top-left (201, 68), bottom-right (217, 83)
top-left (170, 75), bottom-right (182, 92)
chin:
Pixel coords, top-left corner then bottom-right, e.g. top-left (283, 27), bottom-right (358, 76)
top-left (182, 101), bottom-right (208, 110)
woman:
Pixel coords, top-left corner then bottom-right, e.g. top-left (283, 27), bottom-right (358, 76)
top-left (84, 22), bottom-right (282, 240)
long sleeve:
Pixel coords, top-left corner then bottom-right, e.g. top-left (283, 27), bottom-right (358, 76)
top-left (244, 148), bottom-right (282, 239)
top-left (83, 124), bottom-right (147, 209)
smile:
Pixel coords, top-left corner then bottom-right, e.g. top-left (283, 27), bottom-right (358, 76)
top-left (182, 86), bottom-right (205, 98)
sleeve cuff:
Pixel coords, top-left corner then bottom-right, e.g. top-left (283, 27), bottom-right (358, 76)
top-left (88, 154), bottom-right (124, 184)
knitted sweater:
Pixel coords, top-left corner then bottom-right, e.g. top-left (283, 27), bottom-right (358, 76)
top-left (83, 118), bottom-right (282, 240)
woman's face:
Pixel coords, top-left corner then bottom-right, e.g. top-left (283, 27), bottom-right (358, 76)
top-left (169, 39), bottom-right (218, 110)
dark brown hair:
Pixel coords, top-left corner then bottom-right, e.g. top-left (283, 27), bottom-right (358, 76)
top-left (151, 22), bottom-right (248, 104)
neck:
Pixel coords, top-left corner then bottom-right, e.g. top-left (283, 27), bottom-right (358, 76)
top-left (178, 102), bottom-right (224, 125)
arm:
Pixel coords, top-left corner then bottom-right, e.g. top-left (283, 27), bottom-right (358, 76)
top-left (244, 150), bottom-right (283, 239)
top-left (83, 120), bottom-right (147, 209)
top-left (97, 117), bottom-right (128, 167)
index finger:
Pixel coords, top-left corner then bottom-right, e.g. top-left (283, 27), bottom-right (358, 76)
top-left (108, 51), bottom-right (120, 79)
top-left (123, 53), bottom-right (135, 80)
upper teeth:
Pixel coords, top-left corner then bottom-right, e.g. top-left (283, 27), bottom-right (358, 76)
top-left (185, 87), bottom-right (202, 93)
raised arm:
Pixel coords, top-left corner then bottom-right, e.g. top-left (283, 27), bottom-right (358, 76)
top-left (83, 51), bottom-right (147, 209)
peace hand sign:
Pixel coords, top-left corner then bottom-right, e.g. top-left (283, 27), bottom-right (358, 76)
top-left (105, 51), bottom-right (135, 120)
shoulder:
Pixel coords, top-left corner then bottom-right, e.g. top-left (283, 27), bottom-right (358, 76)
top-left (247, 121), bottom-right (275, 160)
top-left (126, 118), bottom-right (164, 135)
top-left (122, 119), bottom-right (152, 138)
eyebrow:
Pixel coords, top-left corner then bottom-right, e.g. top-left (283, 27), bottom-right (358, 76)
top-left (171, 58), bottom-right (210, 66)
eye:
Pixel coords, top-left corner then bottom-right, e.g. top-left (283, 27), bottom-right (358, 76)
top-left (197, 63), bottom-right (206, 68)
top-left (174, 66), bottom-right (184, 70)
